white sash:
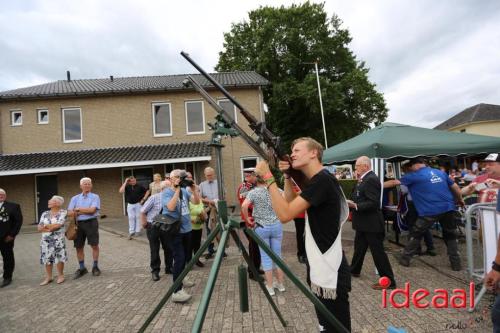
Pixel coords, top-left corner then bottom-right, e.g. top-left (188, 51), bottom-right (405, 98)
top-left (305, 188), bottom-right (349, 299)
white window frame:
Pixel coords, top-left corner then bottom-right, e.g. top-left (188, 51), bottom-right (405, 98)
top-left (37, 109), bottom-right (49, 124)
top-left (185, 100), bottom-right (205, 135)
top-left (152, 102), bottom-right (173, 137)
top-left (217, 98), bottom-right (238, 123)
top-left (10, 110), bottom-right (22, 126)
top-left (240, 156), bottom-right (260, 181)
top-left (62, 108), bottom-right (83, 143)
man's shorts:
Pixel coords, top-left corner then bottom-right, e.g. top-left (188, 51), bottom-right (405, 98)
top-left (74, 218), bottom-right (99, 248)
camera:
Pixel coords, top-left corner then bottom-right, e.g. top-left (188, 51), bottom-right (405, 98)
top-left (178, 171), bottom-right (194, 188)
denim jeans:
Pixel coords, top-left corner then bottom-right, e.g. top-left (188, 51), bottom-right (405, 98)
top-left (255, 222), bottom-right (282, 271)
top-left (167, 232), bottom-right (185, 292)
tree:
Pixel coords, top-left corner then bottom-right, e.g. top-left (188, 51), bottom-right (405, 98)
top-left (216, 1), bottom-right (387, 150)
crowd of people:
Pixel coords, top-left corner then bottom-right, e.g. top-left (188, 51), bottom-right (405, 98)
top-left (1, 143), bottom-right (499, 332)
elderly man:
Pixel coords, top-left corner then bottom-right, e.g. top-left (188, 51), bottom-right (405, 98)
top-left (199, 167), bottom-right (219, 259)
top-left (119, 176), bottom-right (148, 239)
top-left (461, 153), bottom-right (500, 203)
top-left (348, 156), bottom-right (396, 289)
top-left (385, 157), bottom-right (464, 270)
top-left (0, 189), bottom-right (23, 288)
top-left (68, 177), bottom-right (102, 279)
top-left (140, 181), bottom-right (172, 281)
top-left (162, 169), bottom-right (201, 303)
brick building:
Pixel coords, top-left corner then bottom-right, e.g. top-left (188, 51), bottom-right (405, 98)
top-left (0, 72), bottom-right (268, 223)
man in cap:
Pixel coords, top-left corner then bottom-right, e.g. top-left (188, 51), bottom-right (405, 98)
top-left (0, 188), bottom-right (23, 288)
top-left (461, 153), bottom-right (500, 203)
top-left (385, 157), bottom-right (464, 270)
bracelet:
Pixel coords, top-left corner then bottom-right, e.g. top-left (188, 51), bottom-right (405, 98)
top-left (262, 172), bottom-right (274, 181)
top-left (265, 177), bottom-right (276, 188)
top-left (492, 261), bottom-right (500, 272)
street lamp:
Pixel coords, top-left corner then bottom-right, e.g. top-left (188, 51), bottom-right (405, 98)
top-left (303, 59), bottom-right (328, 148)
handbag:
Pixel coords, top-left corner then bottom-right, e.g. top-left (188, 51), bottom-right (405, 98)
top-left (66, 215), bottom-right (78, 240)
top-left (152, 195), bottom-right (182, 236)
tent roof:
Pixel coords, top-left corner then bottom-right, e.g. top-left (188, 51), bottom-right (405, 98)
top-left (323, 122), bottom-right (500, 164)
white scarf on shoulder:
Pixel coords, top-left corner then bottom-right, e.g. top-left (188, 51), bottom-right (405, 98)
top-left (305, 189), bottom-right (349, 299)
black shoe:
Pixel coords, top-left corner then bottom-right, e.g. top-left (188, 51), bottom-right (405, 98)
top-left (372, 282), bottom-right (397, 290)
top-left (92, 267), bottom-right (101, 276)
top-left (204, 253), bottom-right (214, 260)
top-left (0, 278), bottom-right (12, 288)
top-left (298, 255), bottom-right (308, 264)
top-left (165, 268), bottom-right (172, 274)
top-left (195, 260), bottom-right (205, 268)
top-left (152, 272), bottom-right (160, 281)
top-left (425, 249), bottom-right (437, 256)
top-left (451, 262), bottom-right (462, 271)
top-left (73, 268), bottom-right (88, 280)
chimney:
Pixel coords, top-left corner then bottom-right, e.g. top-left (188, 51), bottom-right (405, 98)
top-left (66, 70), bottom-right (71, 82)
top-left (110, 75), bottom-right (114, 82)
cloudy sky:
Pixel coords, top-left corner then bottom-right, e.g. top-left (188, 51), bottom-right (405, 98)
top-left (1, 0), bottom-right (499, 128)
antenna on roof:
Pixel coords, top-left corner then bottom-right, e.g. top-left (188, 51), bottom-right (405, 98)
top-left (66, 70), bottom-right (71, 82)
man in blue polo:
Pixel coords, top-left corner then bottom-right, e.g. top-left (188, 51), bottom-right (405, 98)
top-left (385, 157), bottom-right (464, 271)
top-left (68, 177), bottom-right (101, 279)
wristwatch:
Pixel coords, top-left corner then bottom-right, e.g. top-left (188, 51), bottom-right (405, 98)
top-left (492, 261), bottom-right (500, 272)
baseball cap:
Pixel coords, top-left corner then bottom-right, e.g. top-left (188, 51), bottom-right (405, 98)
top-left (483, 153), bottom-right (500, 162)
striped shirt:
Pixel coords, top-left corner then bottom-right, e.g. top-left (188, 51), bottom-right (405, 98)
top-left (140, 193), bottom-right (163, 223)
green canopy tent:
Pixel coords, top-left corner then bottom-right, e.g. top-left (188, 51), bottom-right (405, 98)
top-left (323, 122), bottom-right (500, 165)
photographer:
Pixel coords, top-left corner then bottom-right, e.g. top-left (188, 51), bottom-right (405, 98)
top-left (162, 169), bottom-right (200, 303)
top-left (119, 176), bottom-right (148, 239)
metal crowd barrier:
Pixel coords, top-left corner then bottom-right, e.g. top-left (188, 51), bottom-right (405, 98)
top-left (465, 202), bottom-right (498, 311)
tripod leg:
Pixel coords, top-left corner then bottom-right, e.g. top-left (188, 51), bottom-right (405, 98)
top-left (246, 228), bottom-right (349, 333)
top-left (192, 225), bottom-right (231, 333)
top-left (229, 229), bottom-right (287, 327)
top-left (138, 223), bottom-right (222, 333)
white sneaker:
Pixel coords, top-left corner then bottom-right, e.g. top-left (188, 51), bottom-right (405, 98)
top-left (266, 285), bottom-right (275, 296)
top-left (273, 282), bottom-right (286, 292)
top-left (172, 289), bottom-right (192, 303)
top-left (183, 278), bottom-right (195, 288)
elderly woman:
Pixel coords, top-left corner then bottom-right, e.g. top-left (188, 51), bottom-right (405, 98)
top-left (37, 195), bottom-right (68, 285)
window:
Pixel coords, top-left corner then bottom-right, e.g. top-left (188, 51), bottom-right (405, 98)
top-left (62, 108), bottom-right (82, 143)
top-left (37, 109), bottom-right (49, 124)
top-left (218, 99), bottom-right (238, 123)
top-left (10, 110), bottom-right (22, 126)
top-left (240, 156), bottom-right (259, 181)
top-left (152, 103), bottom-right (172, 136)
top-left (185, 101), bottom-right (205, 134)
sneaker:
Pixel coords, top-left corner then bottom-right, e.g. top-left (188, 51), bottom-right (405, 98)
top-left (73, 268), bottom-right (88, 280)
top-left (128, 233), bottom-right (134, 240)
top-left (273, 282), bottom-right (286, 292)
top-left (92, 267), bottom-right (101, 276)
top-left (183, 278), bottom-right (195, 288)
top-left (266, 285), bottom-right (275, 296)
top-left (172, 289), bottom-right (192, 303)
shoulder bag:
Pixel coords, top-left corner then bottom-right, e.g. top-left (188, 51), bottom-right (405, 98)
top-left (65, 214), bottom-right (78, 240)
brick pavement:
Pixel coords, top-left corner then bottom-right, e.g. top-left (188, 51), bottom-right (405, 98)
top-left (0, 217), bottom-right (494, 332)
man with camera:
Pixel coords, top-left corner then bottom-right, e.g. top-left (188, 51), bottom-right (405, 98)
top-left (162, 169), bottom-right (200, 303)
top-left (140, 181), bottom-right (172, 281)
top-left (119, 176), bottom-right (148, 239)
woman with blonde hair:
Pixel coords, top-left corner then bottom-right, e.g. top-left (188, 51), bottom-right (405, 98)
top-left (38, 195), bottom-right (68, 285)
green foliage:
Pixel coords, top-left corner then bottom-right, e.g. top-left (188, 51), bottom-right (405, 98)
top-left (338, 179), bottom-right (357, 198)
top-left (217, 1), bottom-right (387, 150)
